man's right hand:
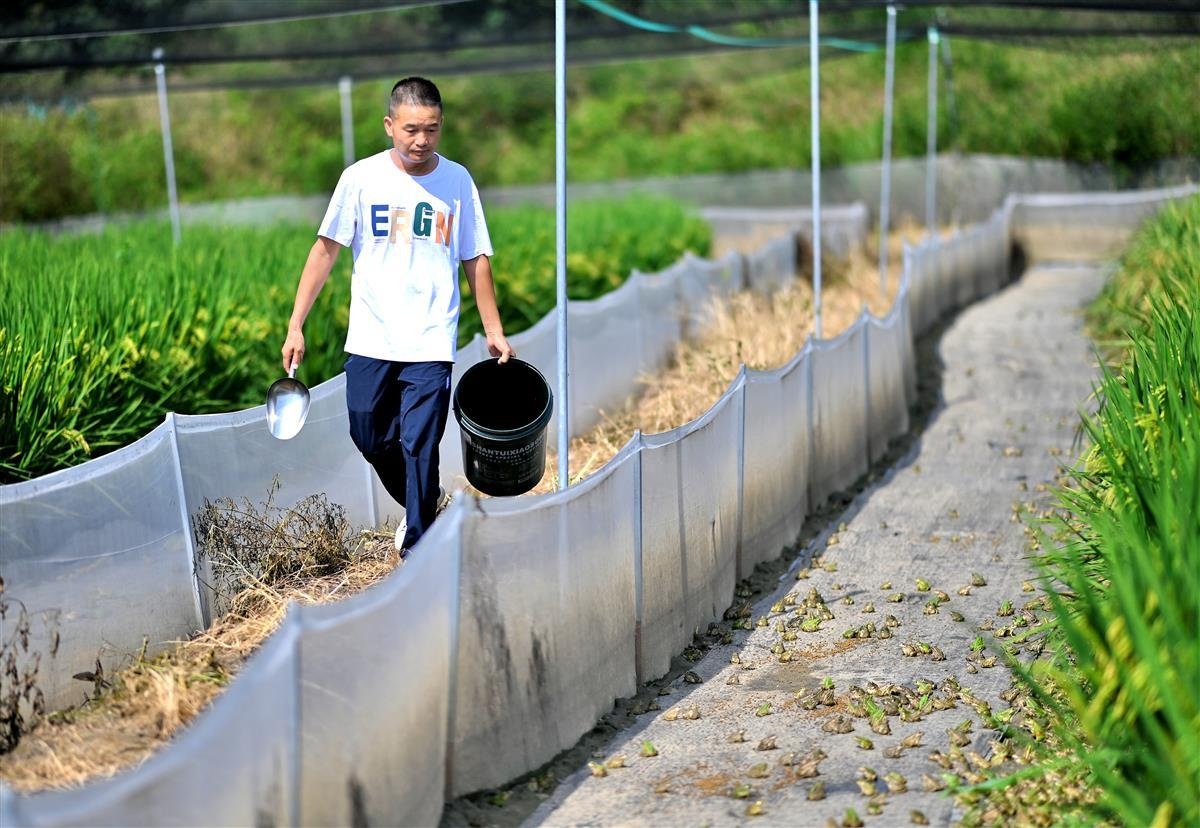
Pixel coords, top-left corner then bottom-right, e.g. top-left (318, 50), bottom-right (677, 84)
top-left (281, 329), bottom-right (305, 374)
top-left (282, 236), bottom-right (341, 374)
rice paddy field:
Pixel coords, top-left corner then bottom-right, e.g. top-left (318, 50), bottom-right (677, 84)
top-left (0, 195), bottom-right (709, 483)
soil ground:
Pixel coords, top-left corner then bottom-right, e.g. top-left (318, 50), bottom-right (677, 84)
top-left (441, 263), bottom-right (1106, 827)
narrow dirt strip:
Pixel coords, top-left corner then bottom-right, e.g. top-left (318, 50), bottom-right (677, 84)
top-left (521, 264), bottom-right (1106, 827)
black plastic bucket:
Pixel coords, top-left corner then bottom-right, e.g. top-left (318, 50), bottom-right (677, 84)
top-left (453, 358), bottom-right (554, 497)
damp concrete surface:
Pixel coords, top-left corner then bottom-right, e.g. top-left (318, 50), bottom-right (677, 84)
top-left (515, 263), bottom-right (1107, 827)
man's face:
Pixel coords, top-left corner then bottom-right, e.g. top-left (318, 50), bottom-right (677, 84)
top-left (384, 104), bottom-right (443, 168)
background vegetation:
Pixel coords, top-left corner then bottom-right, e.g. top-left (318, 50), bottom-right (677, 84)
top-left (997, 195), bottom-right (1199, 825)
top-left (0, 195), bottom-right (709, 482)
top-left (3, 38), bottom-right (1198, 222)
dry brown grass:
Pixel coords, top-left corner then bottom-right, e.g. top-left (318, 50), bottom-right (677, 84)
top-left (0, 226), bottom-right (939, 793)
top-left (528, 226), bottom-right (932, 493)
top-left (0, 535), bottom-right (398, 793)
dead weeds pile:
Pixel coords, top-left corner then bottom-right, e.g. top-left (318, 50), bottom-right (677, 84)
top-left (0, 484), bottom-right (399, 793)
top-left (531, 227), bottom-right (923, 492)
top-left (194, 477), bottom-right (359, 615)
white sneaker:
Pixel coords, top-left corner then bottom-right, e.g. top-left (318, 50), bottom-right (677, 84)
top-left (395, 487), bottom-right (450, 555)
top-left (393, 518), bottom-right (408, 554)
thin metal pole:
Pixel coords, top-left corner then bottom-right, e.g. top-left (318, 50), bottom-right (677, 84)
top-left (809, 0), bottom-right (822, 339)
top-left (338, 75), bottom-right (355, 168)
top-left (153, 47), bottom-right (181, 245)
top-left (554, 0), bottom-right (570, 491)
top-left (926, 26), bottom-right (939, 236)
top-left (878, 4), bottom-right (897, 291)
top-left (940, 32), bottom-right (958, 151)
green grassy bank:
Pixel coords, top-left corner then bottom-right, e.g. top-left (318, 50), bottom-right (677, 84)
top-left (3, 40), bottom-right (1198, 222)
top-left (974, 195), bottom-right (1200, 826)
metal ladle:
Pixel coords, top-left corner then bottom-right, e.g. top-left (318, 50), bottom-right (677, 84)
top-left (266, 363), bottom-right (311, 440)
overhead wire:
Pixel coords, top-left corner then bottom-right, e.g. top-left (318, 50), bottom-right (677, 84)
top-left (0, 0), bottom-right (470, 45)
top-left (2, 1), bottom-right (1195, 99)
top-left (72, 32), bottom-right (864, 100)
top-left (0, 15), bottom-right (908, 74)
top-left (814, 0), bottom-right (1199, 10)
top-left (578, 0), bottom-right (896, 52)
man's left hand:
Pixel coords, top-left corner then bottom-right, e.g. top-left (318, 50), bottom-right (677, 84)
top-left (486, 331), bottom-right (515, 364)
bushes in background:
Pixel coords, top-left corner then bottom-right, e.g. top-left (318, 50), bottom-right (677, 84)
top-left (2, 42), bottom-right (1197, 222)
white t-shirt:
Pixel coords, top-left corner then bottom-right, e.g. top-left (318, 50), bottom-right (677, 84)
top-left (318, 150), bottom-right (493, 362)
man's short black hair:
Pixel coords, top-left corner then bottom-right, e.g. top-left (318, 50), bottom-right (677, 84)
top-left (389, 77), bottom-right (442, 115)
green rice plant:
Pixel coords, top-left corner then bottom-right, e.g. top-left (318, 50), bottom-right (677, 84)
top-left (1087, 193), bottom-right (1200, 357)
top-left (987, 197), bottom-right (1200, 826)
top-left (0, 222), bottom-right (341, 481)
top-left (0, 196), bottom-right (709, 481)
top-left (459, 196), bottom-right (711, 340)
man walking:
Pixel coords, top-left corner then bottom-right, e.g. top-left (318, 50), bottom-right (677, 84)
top-left (281, 76), bottom-right (514, 555)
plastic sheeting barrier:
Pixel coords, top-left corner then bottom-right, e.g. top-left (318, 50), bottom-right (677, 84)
top-left (677, 250), bottom-right (745, 336)
top-left (297, 506), bottom-right (459, 827)
top-left (8, 186), bottom-right (1198, 826)
top-left (449, 442), bottom-right (639, 797)
top-left (1009, 184), bottom-right (1199, 263)
top-left (566, 278), bottom-right (644, 436)
top-left (740, 348), bottom-right (812, 577)
top-left (933, 235), bottom-right (956, 321)
top-left (979, 215), bottom-right (1005, 297)
top-left (0, 220), bottom-right (789, 712)
top-left (636, 424), bottom-right (691, 681)
top-left (806, 204), bottom-right (871, 259)
top-left (809, 320), bottom-right (870, 506)
top-left (903, 204), bottom-right (1014, 342)
top-left (899, 278), bottom-right (919, 411)
top-left (634, 260), bottom-right (687, 380)
top-left (701, 203), bottom-right (869, 261)
top-left (962, 229), bottom-right (981, 306)
top-left (905, 243), bottom-right (932, 339)
top-left (953, 229), bottom-right (977, 311)
top-left (175, 374), bottom-right (371, 532)
top-left (481, 155), bottom-right (1199, 226)
top-left (0, 422), bottom-right (202, 712)
top-left (30, 155), bottom-right (1195, 237)
top-left (7, 616), bottom-right (300, 827)
top-left (866, 302), bottom-right (913, 464)
top-left (175, 373), bottom-right (374, 621)
top-left (745, 234), bottom-right (797, 296)
top-left (673, 381), bottom-right (741, 654)
top-left (638, 380), bottom-right (742, 680)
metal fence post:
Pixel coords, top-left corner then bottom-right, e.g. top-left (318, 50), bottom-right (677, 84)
top-left (555, 0), bottom-right (570, 490)
top-left (339, 75), bottom-right (355, 168)
top-left (153, 47), bottom-right (181, 245)
top-left (878, 5), bottom-right (897, 290)
top-left (166, 413), bottom-right (207, 628)
top-left (940, 30), bottom-right (958, 151)
top-left (809, 0), bottom-right (823, 339)
top-left (926, 26), bottom-right (939, 236)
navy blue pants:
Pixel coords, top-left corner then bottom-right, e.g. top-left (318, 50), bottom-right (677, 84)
top-left (344, 355), bottom-right (452, 550)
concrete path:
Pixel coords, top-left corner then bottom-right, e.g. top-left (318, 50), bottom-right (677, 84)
top-left (524, 264), bottom-right (1106, 828)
